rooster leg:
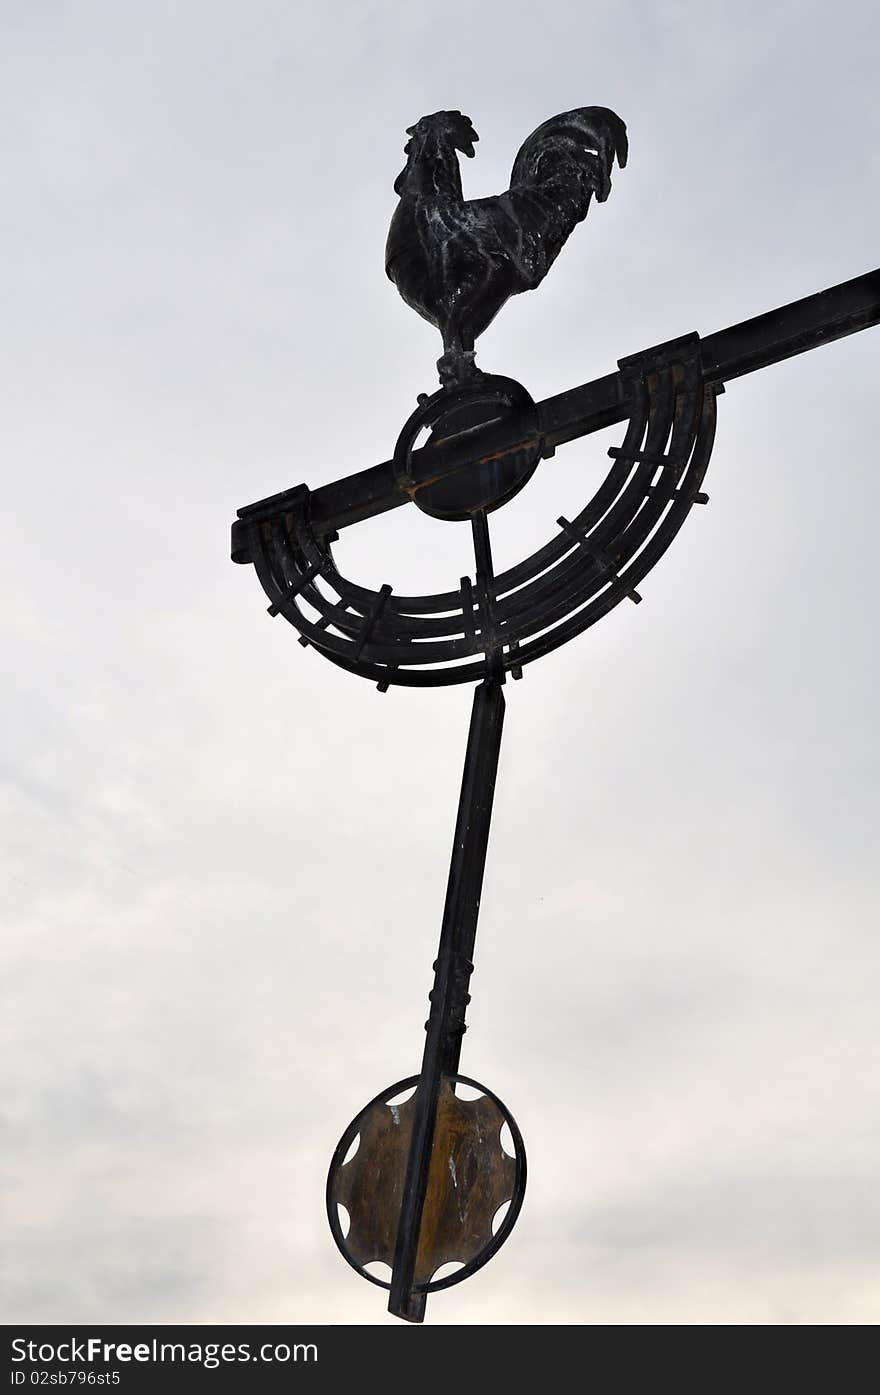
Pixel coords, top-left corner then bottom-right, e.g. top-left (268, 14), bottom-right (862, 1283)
top-left (437, 328), bottom-right (481, 386)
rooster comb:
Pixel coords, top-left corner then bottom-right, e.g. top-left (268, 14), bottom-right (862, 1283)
top-left (403, 110), bottom-right (479, 158)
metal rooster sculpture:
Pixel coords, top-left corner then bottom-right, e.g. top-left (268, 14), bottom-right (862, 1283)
top-left (386, 107), bottom-right (628, 384)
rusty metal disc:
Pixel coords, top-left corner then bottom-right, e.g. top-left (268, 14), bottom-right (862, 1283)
top-left (326, 1073), bottom-right (526, 1293)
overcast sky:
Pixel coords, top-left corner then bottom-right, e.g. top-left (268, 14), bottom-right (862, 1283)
top-left (2, 0), bottom-right (879, 1326)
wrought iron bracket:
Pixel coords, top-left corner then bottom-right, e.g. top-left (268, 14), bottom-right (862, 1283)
top-left (233, 334), bottom-right (717, 689)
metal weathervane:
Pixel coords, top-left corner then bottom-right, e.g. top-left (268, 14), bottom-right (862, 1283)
top-left (230, 107), bottom-right (880, 1321)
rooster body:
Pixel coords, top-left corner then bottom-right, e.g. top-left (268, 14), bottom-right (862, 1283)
top-left (386, 108), bottom-right (627, 383)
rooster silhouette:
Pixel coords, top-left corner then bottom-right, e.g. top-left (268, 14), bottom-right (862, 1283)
top-left (386, 107), bottom-right (628, 384)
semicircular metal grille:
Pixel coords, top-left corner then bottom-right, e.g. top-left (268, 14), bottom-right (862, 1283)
top-left (244, 339), bottom-right (716, 688)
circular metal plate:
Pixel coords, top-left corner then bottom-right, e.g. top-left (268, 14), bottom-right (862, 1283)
top-left (326, 1073), bottom-right (526, 1293)
top-left (393, 376), bottom-right (540, 521)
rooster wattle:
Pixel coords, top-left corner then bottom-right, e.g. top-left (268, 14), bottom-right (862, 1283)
top-left (386, 107), bottom-right (628, 385)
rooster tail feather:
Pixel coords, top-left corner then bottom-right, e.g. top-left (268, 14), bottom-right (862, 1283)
top-left (510, 106), bottom-right (628, 203)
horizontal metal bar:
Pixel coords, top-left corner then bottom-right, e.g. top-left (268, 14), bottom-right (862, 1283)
top-left (528, 266), bottom-right (880, 449)
top-left (700, 267), bottom-right (880, 384)
top-left (232, 267), bottom-right (880, 555)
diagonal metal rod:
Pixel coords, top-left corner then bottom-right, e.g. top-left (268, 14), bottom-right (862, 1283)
top-left (387, 676), bottom-right (505, 1320)
top-left (388, 522), bottom-right (505, 1321)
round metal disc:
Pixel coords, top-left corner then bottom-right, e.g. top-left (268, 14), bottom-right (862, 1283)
top-left (326, 1073), bottom-right (526, 1293)
top-left (393, 376), bottom-right (540, 521)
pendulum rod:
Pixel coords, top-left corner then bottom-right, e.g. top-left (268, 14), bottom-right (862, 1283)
top-left (387, 677), bottom-right (505, 1319)
top-left (388, 514), bottom-right (505, 1322)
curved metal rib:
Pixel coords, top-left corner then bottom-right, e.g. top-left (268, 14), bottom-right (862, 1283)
top-left (243, 337), bottom-right (717, 688)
